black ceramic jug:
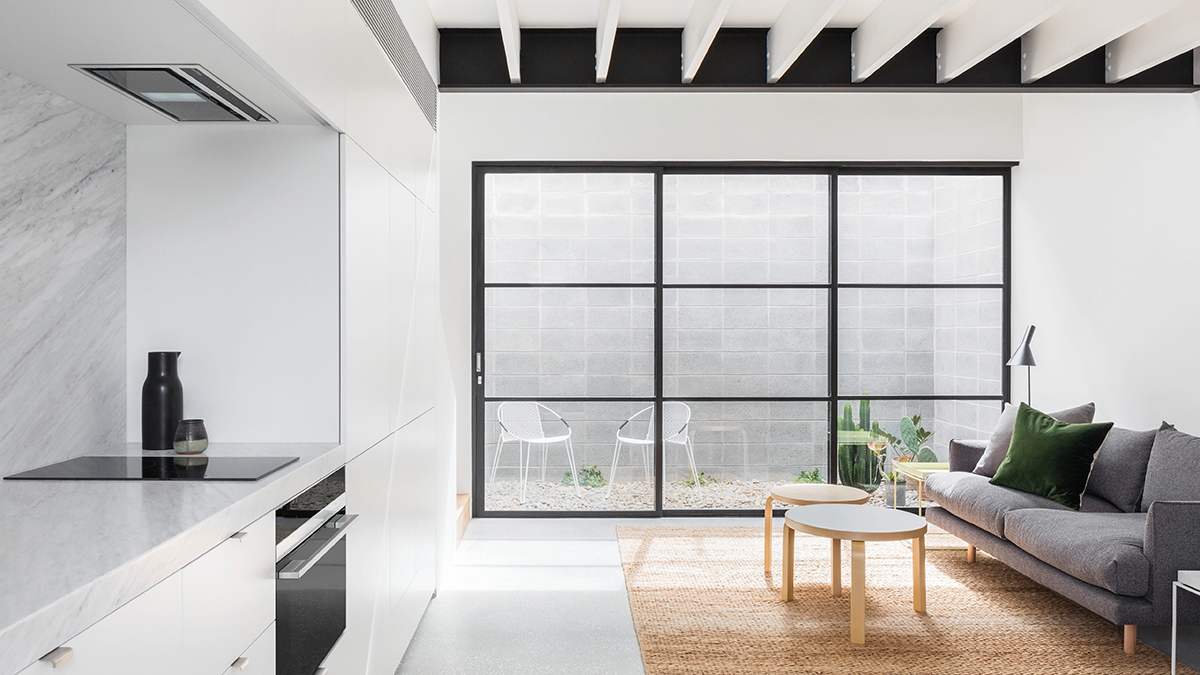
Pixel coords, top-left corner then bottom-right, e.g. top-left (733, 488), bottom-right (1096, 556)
top-left (142, 352), bottom-right (183, 450)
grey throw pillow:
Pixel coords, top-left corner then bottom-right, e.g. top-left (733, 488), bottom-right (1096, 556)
top-left (1140, 423), bottom-right (1200, 512)
top-left (973, 402), bottom-right (1096, 477)
top-left (1084, 426), bottom-right (1158, 512)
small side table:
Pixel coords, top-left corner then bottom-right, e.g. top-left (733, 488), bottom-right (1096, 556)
top-left (1173, 571), bottom-right (1200, 675)
top-left (783, 504), bottom-right (928, 644)
top-left (891, 462), bottom-right (949, 516)
top-left (764, 483), bottom-right (869, 573)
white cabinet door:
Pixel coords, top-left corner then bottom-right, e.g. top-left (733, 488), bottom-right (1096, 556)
top-left (222, 623), bottom-right (275, 675)
top-left (344, 140), bottom-right (393, 459)
top-left (18, 574), bottom-right (183, 675)
top-left (182, 513), bottom-right (275, 675)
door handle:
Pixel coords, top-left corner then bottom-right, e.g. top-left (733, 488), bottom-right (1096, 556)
top-left (231, 656), bottom-right (250, 670)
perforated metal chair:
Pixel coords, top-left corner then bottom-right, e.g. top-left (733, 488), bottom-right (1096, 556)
top-left (490, 401), bottom-right (581, 503)
top-left (606, 401), bottom-right (699, 498)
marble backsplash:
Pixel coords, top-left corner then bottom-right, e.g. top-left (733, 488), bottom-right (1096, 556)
top-left (0, 68), bottom-right (126, 476)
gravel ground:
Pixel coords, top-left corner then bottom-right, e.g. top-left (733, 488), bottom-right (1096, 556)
top-left (484, 479), bottom-right (926, 511)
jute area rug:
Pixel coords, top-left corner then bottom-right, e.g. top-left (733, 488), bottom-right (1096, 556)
top-left (617, 526), bottom-right (1195, 675)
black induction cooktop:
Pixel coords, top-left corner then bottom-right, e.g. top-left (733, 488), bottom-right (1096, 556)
top-left (3, 455), bottom-right (299, 481)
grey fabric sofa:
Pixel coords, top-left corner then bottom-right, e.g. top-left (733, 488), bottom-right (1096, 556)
top-left (924, 429), bottom-right (1200, 654)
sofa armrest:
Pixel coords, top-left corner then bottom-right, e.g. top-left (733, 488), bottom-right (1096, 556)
top-left (1144, 500), bottom-right (1200, 624)
top-left (948, 439), bottom-right (987, 473)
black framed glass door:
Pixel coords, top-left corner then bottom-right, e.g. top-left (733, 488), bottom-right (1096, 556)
top-left (472, 163), bottom-right (1012, 517)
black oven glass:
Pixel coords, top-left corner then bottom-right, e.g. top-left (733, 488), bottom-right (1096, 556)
top-left (276, 514), bottom-right (347, 675)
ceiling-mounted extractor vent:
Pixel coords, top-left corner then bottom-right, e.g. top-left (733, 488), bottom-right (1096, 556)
top-left (72, 65), bottom-right (274, 122)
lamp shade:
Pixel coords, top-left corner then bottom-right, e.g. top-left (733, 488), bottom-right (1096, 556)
top-left (1007, 325), bottom-right (1037, 367)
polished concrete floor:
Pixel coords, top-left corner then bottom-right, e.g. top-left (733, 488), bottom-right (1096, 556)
top-left (397, 518), bottom-right (1200, 674)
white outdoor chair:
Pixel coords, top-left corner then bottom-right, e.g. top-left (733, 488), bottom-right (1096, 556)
top-left (490, 401), bottom-right (581, 503)
top-left (606, 401), bottom-right (699, 498)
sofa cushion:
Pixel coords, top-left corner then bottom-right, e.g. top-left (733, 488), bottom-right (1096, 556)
top-left (990, 404), bottom-right (1114, 509)
top-left (925, 471), bottom-right (1070, 538)
top-left (974, 401), bottom-right (1096, 477)
top-left (1085, 426), bottom-right (1157, 513)
top-left (1141, 423), bottom-right (1200, 512)
top-left (1080, 493), bottom-right (1122, 513)
top-left (1004, 509), bottom-right (1150, 597)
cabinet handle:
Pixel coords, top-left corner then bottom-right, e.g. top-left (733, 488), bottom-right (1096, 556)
top-left (314, 669), bottom-right (328, 675)
top-left (229, 531), bottom-right (249, 541)
top-left (39, 647), bottom-right (74, 668)
top-left (231, 656), bottom-right (250, 670)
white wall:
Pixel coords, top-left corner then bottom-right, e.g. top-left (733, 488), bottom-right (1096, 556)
top-left (1013, 93), bottom-right (1200, 431)
top-left (439, 90), bottom-right (1026, 491)
top-left (127, 125), bottom-right (340, 443)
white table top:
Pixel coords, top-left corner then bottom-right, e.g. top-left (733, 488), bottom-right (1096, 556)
top-left (785, 504), bottom-right (928, 542)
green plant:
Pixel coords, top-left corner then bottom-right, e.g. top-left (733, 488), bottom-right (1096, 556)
top-left (676, 471), bottom-right (719, 488)
top-left (899, 415), bottom-right (938, 462)
top-left (883, 470), bottom-right (902, 483)
top-left (563, 465), bottom-right (607, 488)
top-left (837, 399), bottom-right (884, 493)
top-left (794, 468), bottom-right (822, 484)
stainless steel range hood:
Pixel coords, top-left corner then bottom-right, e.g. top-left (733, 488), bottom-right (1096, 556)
top-left (72, 64), bottom-right (275, 122)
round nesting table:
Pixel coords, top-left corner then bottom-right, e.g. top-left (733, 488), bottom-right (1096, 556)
top-left (764, 483), bottom-right (869, 573)
top-left (782, 504), bottom-right (927, 644)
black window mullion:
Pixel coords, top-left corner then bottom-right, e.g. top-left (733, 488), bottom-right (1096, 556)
top-left (827, 170), bottom-right (839, 485)
top-left (653, 169), bottom-right (665, 515)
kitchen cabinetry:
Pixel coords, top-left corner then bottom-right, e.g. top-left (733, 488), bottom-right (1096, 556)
top-left (18, 515), bottom-right (275, 675)
top-left (183, 513), bottom-right (275, 675)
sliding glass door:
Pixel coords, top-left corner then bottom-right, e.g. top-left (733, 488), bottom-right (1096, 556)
top-left (473, 164), bottom-right (1010, 516)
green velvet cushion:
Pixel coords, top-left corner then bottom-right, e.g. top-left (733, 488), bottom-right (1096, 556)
top-left (990, 403), bottom-right (1114, 509)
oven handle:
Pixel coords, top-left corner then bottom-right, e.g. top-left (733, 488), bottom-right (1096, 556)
top-left (277, 514), bottom-right (358, 580)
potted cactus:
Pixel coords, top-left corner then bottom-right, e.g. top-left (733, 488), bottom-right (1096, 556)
top-left (836, 399), bottom-right (886, 493)
top-left (882, 470), bottom-right (906, 507)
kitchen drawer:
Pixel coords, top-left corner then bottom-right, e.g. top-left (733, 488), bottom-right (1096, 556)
top-left (182, 513), bottom-right (275, 675)
top-left (222, 623), bottom-right (275, 675)
top-left (19, 574), bottom-right (183, 675)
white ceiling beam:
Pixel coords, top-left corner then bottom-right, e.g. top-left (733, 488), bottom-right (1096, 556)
top-left (596, 0), bottom-right (621, 83)
top-left (682, 0), bottom-right (733, 83)
top-left (767, 0), bottom-right (846, 83)
top-left (936, 0), bottom-right (1068, 83)
top-left (1105, 0), bottom-right (1200, 83)
top-left (851, 0), bottom-right (965, 83)
top-left (1020, 0), bottom-right (1188, 83)
top-left (496, 0), bottom-right (521, 84)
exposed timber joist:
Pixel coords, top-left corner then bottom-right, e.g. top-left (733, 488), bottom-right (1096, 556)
top-left (596, 0), bottom-right (621, 83)
top-left (1021, 0), bottom-right (1187, 83)
top-left (937, 0), bottom-right (1068, 83)
top-left (682, 0), bottom-right (733, 83)
top-left (851, 0), bottom-right (964, 82)
top-left (767, 0), bottom-right (845, 83)
top-left (496, 0), bottom-right (521, 83)
top-left (1105, 0), bottom-right (1200, 83)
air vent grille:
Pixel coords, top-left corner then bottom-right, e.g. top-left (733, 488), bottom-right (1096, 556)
top-left (350, 0), bottom-right (438, 130)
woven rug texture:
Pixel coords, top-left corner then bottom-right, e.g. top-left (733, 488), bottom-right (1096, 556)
top-left (617, 525), bottom-right (1195, 675)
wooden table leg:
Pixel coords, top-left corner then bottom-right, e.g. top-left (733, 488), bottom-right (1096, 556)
top-left (831, 538), bottom-right (842, 597)
top-left (851, 540), bottom-right (865, 644)
top-left (917, 479), bottom-right (925, 516)
top-left (781, 523), bottom-right (794, 602)
top-left (913, 534), bottom-right (926, 613)
top-left (764, 496), bottom-right (774, 573)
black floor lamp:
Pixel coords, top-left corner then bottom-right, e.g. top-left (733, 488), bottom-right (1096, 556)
top-left (1008, 325), bottom-right (1037, 405)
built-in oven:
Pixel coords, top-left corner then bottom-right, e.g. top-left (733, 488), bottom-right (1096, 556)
top-left (275, 467), bottom-right (355, 675)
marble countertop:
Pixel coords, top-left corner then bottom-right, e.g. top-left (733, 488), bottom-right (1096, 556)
top-left (0, 442), bottom-right (344, 675)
